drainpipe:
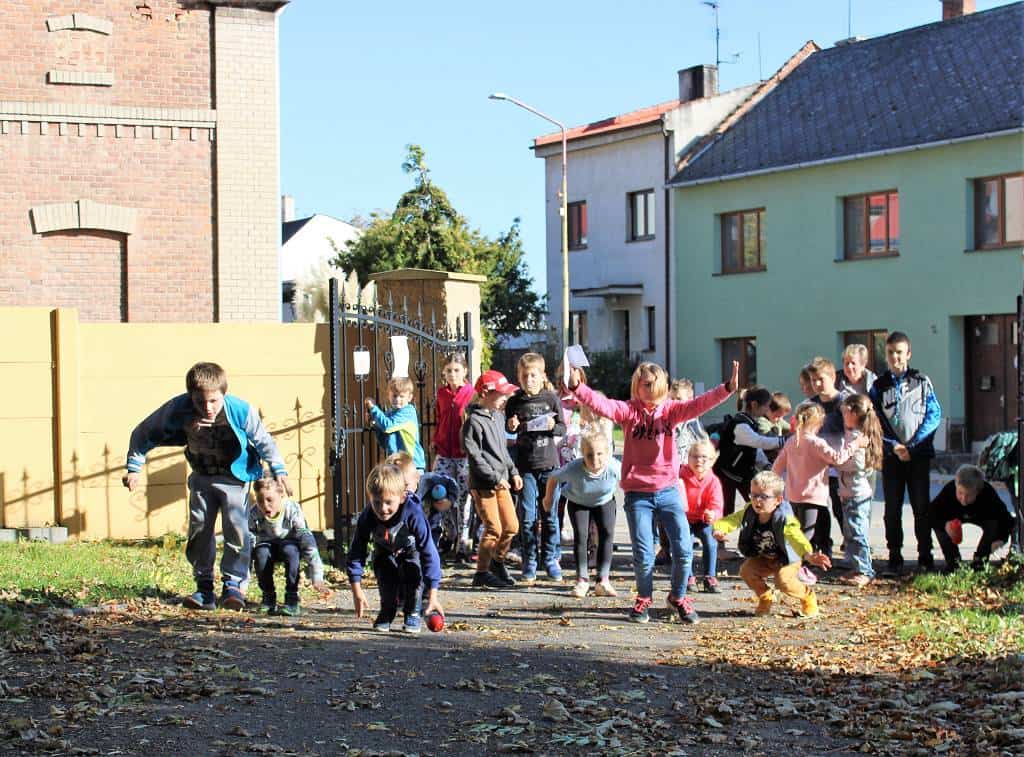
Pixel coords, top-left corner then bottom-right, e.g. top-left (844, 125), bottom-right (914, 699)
top-left (662, 119), bottom-right (672, 374)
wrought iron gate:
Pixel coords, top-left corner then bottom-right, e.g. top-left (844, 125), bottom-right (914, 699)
top-left (327, 277), bottom-right (473, 564)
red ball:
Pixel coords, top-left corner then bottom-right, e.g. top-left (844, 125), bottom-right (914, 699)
top-left (426, 612), bottom-right (445, 632)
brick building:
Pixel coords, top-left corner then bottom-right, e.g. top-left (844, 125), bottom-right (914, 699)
top-left (0, 0), bottom-right (288, 322)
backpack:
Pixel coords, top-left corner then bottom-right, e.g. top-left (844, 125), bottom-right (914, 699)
top-left (979, 431), bottom-right (1019, 483)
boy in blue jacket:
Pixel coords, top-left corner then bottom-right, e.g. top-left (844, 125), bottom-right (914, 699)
top-left (122, 362), bottom-right (290, 611)
top-left (365, 377), bottom-right (426, 471)
top-left (348, 463), bottom-right (443, 633)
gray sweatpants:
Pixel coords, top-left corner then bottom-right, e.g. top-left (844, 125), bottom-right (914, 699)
top-left (186, 473), bottom-right (252, 586)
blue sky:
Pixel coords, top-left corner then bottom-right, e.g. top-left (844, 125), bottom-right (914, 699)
top-left (279, 0), bottom-right (1014, 293)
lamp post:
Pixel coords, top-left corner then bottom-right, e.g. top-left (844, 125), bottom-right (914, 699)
top-left (490, 92), bottom-right (570, 352)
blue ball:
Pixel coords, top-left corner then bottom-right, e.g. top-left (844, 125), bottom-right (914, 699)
top-left (431, 484), bottom-right (448, 500)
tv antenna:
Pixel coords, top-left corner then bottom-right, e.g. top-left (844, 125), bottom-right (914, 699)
top-left (701, 2), bottom-right (741, 68)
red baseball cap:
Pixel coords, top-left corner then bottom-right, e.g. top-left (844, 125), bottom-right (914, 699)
top-left (474, 369), bottom-right (518, 395)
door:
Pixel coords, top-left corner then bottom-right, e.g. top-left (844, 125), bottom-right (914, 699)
top-left (612, 310), bottom-right (631, 357)
top-left (966, 314), bottom-right (1019, 442)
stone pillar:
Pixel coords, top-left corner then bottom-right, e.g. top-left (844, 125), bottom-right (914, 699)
top-left (213, 2), bottom-right (288, 322)
top-left (368, 269), bottom-right (485, 377)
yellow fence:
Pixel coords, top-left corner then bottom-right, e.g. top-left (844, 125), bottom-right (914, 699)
top-left (0, 308), bottom-right (333, 540)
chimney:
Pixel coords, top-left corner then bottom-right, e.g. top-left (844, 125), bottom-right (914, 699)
top-left (942, 0), bottom-right (975, 20)
top-left (678, 64), bottom-right (719, 103)
top-left (281, 194), bottom-right (295, 223)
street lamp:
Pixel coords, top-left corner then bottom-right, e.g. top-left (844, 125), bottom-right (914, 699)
top-left (489, 92), bottom-right (570, 352)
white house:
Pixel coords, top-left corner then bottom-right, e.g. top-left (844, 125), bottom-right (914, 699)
top-left (280, 195), bottom-right (361, 321)
top-left (532, 65), bottom-right (758, 368)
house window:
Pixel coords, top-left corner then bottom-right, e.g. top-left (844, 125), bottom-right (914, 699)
top-left (842, 330), bottom-right (889, 375)
top-left (628, 189), bottom-right (655, 241)
top-left (645, 306), bottom-right (655, 351)
top-left (975, 173), bottom-right (1024, 249)
top-left (568, 201), bottom-right (587, 250)
top-left (721, 337), bottom-right (757, 389)
top-left (844, 191), bottom-right (899, 258)
top-left (569, 310), bottom-right (588, 349)
top-left (720, 209), bottom-right (765, 273)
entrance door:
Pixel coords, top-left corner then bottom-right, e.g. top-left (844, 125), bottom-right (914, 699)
top-left (612, 310), bottom-right (631, 357)
top-left (966, 314), bottom-right (1019, 442)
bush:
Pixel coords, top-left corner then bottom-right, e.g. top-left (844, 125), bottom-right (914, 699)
top-left (585, 350), bottom-right (640, 400)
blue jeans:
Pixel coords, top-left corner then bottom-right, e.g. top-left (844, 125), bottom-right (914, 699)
top-left (624, 486), bottom-right (693, 600)
top-left (842, 496), bottom-right (875, 577)
top-left (690, 521), bottom-right (718, 578)
top-left (518, 470), bottom-right (560, 573)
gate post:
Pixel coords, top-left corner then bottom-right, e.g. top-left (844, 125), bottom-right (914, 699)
top-left (1016, 293), bottom-right (1023, 552)
top-left (328, 277), bottom-right (345, 565)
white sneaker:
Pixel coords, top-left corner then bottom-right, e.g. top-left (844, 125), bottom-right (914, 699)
top-left (593, 580), bottom-right (618, 598)
top-left (571, 580), bottom-right (589, 598)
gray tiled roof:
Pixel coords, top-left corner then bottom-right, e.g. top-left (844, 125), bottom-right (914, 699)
top-left (672, 2), bottom-right (1024, 184)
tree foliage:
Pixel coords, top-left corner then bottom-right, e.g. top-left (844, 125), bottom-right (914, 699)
top-left (332, 145), bottom-right (547, 345)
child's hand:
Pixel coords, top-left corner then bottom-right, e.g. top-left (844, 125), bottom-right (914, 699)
top-left (313, 581), bottom-right (333, 599)
top-left (495, 480), bottom-right (510, 491)
top-left (894, 443), bottom-right (910, 461)
top-left (511, 475), bottom-right (523, 491)
top-left (703, 511), bottom-right (717, 524)
top-left (122, 472), bottom-right (140, 491)
top-left (546, 416), bottom-right (556, 431)
top-left (364, 398), bottom-right (375, 410)
top-left (507, 415), bottom-right (520, 432)
top-left (713, 531), bottom-right (726, 542)
top-left (806, 552), bottom-right (832, 569)
top-left (567, 367), bottom-right (583, 390)
top-left (276, 474), bottom-right (293, 497)
top-left (352, 585), bottom-right (368, 618)
top-left (725, 360), bottom-right (740, 393)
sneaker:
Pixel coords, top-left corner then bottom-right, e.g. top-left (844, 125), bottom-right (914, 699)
top-left (219, 585), bottom-right (245, 612)
top-left (797, 566), bottom-right (818, 586)
top-left (798, 591), bottom-right (819, 618)
top-left (686, 575), bottom-right (697, 589)
top-left (838, 572), bottom-right (872, 588)
top-left (667, 595), bottom-right (700, 624)
top-left (490, 560), bottom-right (517, 587)
top-left (884, 555), bottom-right (904, 576)
top-left (703, 577), bottom-right (721, 594)
top-left (278, 603), bottom-right (301, 617)
top-left (571, 580), bottom-right (590, 598)
top-left (916, 557), bottom-right (936, 574)
top-left (755, 590), bottom-right (774, 616)
top-left (520, 571), bottom-right (537, 585)
top-left (372, 612), bottom-right (394, 632)
top-left (256, 601), bottom-right (276, 614)
top-left (182, 591), bottom-right (216, 611)
top-left (546, 562), bottom-right (563, 582)
top-left (629, 596), bottom-right (653, 624)
top-left (594, 580), bottom-right (618, 598)
top-left (654, 550), bottom-right (671, 566)
top-left (402, 613), bottom-right (422, 634)
top-left (472, 570), bottom-right (509, 589)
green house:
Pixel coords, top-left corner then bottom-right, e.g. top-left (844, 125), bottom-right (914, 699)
top-left (668, 2), bottom-right (1023, 447)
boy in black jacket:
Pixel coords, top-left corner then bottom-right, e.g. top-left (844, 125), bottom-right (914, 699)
top-left (505, 353), bottom-right (566, 582)
top-left (931, 465), bottom-right (1014, 571)
top-left (713, 386), bottom-right (785, 516)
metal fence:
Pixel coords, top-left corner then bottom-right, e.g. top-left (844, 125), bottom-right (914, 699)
top-left (327, 277), bottom-right (473, 564)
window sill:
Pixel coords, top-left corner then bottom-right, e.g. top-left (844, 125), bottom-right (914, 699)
top-left (627, 235), bottom-right (655, 244)
top-left (713, 266), bottom-right (767, 277)
top-left (835, 252), bottom-right (900, 263)
top-left (965, 244), bottom-right (1023, 254)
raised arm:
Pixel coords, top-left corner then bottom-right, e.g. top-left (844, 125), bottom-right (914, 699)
top-left (664, 383), bottom-right (734, 427)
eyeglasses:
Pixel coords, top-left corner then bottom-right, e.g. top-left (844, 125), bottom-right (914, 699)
top-left (750, 493), bottom-right (777, 502)
top-left (689, 455), bottom-right (713, 461)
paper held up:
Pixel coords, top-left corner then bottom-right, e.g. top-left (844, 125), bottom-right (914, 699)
top-left (525, 412), bottom-right (555, 432)
top-left (390, 335), bottom-right (410, 378)
top-left (562, 345), bottom-right (590, 387)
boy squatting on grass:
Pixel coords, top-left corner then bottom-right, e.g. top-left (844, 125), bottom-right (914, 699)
top-left (248, 476), bottom-right (326, 616)
top-left (713, 471), bottom-right (831, 618)
top-left (123, 362), bottom-right (290, 611)
top-left (347, 463), bottom-right (443, 634)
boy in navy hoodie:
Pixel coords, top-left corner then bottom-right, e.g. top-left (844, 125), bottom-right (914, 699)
top-left (123, 362), bottom-right (290, 611)
top-left (348, 463), bottom-right (443, 633)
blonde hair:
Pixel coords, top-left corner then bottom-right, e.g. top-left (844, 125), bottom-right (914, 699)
top-left (842, 343), bottom-right (869, 363)
top-left (517, 352), bottom-right (549, 393)
top-left (365, 463), bottom-right (406, 499)
top-left (669, 378), bottom-right (694, 399)
top-left (955, 464), bottom-right (985, 492)
top-left (688, 437), bottom-right (718, 462)
top-left (388, 377), bottom-right (414, 397)
top-left (186, 362), bottom-right (228, 394)
top-left (580, 430), bottom-right (610, 454)
top-left (384, 451), bottom-right (415, 470)
top-left (792, 402), bottom-right (825, 445)
top-left (751, 470), bottom-right (784, 498)
top-left (253, 475), bottom-right (283, 496)
top-left (840, 394), bottom-right (883, 470)
top-left (807, 356), bottom-right (837, 378)
top-left (579, 391), bottom-right (607, 425)
top-left (630, 362), bottom-right (669, 404)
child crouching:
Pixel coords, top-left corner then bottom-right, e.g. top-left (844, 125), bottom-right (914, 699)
top-left (249, 476), bottom-right (326, 616)
top-left (347, 463), bottom-right (443, 633)
top-left (712, 471), bottom-right (831, 618)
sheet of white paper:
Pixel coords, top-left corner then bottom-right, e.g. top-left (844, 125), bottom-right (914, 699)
top-left (566, 344), bottom-right (590, 367)
top-left (352, 350), bottom-right (371, 377)
top-left (390, 335), bottom-right (409, 378)
top-left (562, 349), bottom-right (571, 388)
top-left (526, 413), bottom-right (555, 432)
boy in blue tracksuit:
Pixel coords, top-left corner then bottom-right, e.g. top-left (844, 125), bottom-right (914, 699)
top-left (123, 362), bottom-right (290, 611)
top-left (869, 331), bottom-right (942, 574)
top-left (348, 463), bottom-right (444, 633)
top-left (365, 377), bottom-right (426, 471)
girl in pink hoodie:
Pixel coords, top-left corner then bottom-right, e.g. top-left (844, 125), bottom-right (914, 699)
top-left (567, 361), bottom-right (737, 625)
top-left (772, 402), bottom-right (867, 583)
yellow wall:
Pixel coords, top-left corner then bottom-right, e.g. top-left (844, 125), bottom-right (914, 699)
top-left (0, 308), bottom-right (333, 539)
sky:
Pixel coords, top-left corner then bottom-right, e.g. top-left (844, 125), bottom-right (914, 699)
top-left (279, 0), bottom-right (1016, 293)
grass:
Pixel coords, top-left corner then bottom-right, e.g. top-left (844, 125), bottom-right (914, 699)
top-left (881, 554), bottom-right (1024, 658)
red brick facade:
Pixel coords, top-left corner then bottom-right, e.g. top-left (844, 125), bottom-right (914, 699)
top-left (0, 1), bottom-right (284, 323)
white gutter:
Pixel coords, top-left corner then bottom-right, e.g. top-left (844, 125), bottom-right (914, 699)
top-left (666, 126), bottom-right (1024, 188)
